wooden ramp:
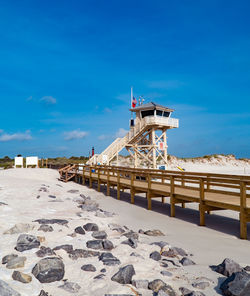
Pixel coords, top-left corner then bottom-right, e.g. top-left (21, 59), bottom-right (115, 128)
top-left (59, 164), bottom-right (250, 239)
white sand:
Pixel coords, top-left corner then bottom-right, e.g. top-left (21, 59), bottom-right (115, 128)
top-left (0, 168), bottom-right (249, 296)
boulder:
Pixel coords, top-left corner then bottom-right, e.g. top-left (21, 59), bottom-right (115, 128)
top-left (150, 251), bottom-right (161, 261)
top-left (210, 258), bottom-right (242, 277)
top-left (58, 281), bottom-right (81, 293)
top-left (4, 223), bottom-right (35, 235)
top-left (180, 257), bottom-right (196, 266)
top-left (122, 238), bottom-right (137, 249)
top-left (123, 231), bottom-right (139, 240)
top-left (32, 257), bottom-right (65, 283)
top-left (12, 271), bottom-right (32, 283)
top-left (103, 240), bottom-right (114, 250)
top-left (161, 271), bottom-right (172, 277)
top-left (83, 223), bottom-right (99, 232)
top-left (15, 234), bottom-right (40, 252)
top-left (81, 264), bottom-right (96, 272)
top-left (92, 231), bottom-right (107, 240)
top-left (99, 252), bottom-right (121, 266)
top-left (36, 247), bottom-right (56, 258)
top-left (86, 240), bottom-right (103, 250)
top-left (111, 265), bottom-right (135, 284)
top-left (0, 280), bottom-right (21, 296)
top-left (132, 279), bottom-right (149, 289)
top-left (220, 271), bottom-right (250, 296)
top-left (75, 226), bottom-right (85, 235)
top-left (2, 254), bottom-right (18, 264)
top-left (6, 256), bottom-right (27, 269)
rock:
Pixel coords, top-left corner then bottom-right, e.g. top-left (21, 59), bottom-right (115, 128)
top-left (0, 280), bottom-right (21, 296)
top-left (53, 244), bottom-right (74, 253)
top-left (210, 258), bottom-right (242, 277)
top-left (15, 234), bottom-right (40, 252)
top-left (75, 226), bottom-right (85, 235)
top-left (180, 257), bottom-right (196, 266)
top-left (100, 268), bottom-right (106, 272)
top-left (108, 223), bottom-right (126, 234)
top-left (95, 209), bottom-right (114, 218)
top-left (244, 266), bottom-right (250, 272)
top-left (158, 288), bottom-right (177, 296)
top-left (94, 274), bottom-right (106, 279)
top-left (68, 249), bottom-right (100, 260)
top-left (38, 224), bottom-right (53, 232)
top-left (38, 290), bottom-right (51, 296)
top-left (99, 252), bottom-right (121, 266)
top-left (150, 251), bottom-right (161, 261)
top-left (103, 240), bottom-right (114, 250)
top-left (4, 223), bottom-right (35, 235)
top-left (138, 229), bottom-right (145, 234)
top-left (6, 256), bottom-right (27, 269)
top-left (122, 238), bottom-right (137, 249)
top-left (220, 271), bottom-right (250, 296)
top-left (0, 201), bottom-right (8, 206)
top-left (148, 279), bottom-right (166, 292)
top-left (132, 279), bottom-right (149, 289)
top-left (81, 264), bottom-right (96, 272)
top-left (67, 189), bottom-right (79, 193)
top-left (123, 231), bottom-right (139, 240)
top-left (144, 229), bottom-right (164, 236)
top-left (12, 271), bottom-right (32, 283)
top-left (151, 241), bottom-right (169, 249)
top-left (186, 292), bottom-right (205, 296)
top-left (80, 200), bottom-right (99, 212)
top-left (192, 281), bottom-right (209, 290)
top-left (2, 254), bottom-right (18, 264)
top-left (58, 281), bottom-right (81, 293)
top-left (83, 223), bottom-right (99, 232)
top-left (34, 219), bottom-right (68, 225)
top-left (179, 287), bottom-right (192, 295)
top-left (36, 247), bottom-right (56, 258)
top-left (48, 195), bottom-right (56, 199)
top-left (161, 271), bottom-right (172, 277)
top-left (130, 252), bottom-right (144, 259)
top-left (92, 231), bottom-right (107, 240)
top-left (111, 265), bottom-right (135, 284)
top-left (86, 240), bottom-right (103, 250)
top-left (32, 257), bottom-right (65, 283)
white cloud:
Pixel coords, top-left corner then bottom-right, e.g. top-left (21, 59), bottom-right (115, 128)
top-left (64, 130), bottom-right (88, 141)
top-left (0, 130), bottom-right (32, 142)
top-left (40, 96), bottom-right (57, 105)
top-left (115, 128), bottom-right (128, 138)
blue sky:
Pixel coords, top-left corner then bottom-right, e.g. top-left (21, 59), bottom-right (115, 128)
top-left (0, 0), bottom-right (249, 158)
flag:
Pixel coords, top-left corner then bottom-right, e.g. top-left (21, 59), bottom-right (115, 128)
top-left (132, 96), bottom-right (137, 108)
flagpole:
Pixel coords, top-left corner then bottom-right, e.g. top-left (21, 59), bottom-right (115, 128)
top-left (131, 86), bottom-right (133, 119)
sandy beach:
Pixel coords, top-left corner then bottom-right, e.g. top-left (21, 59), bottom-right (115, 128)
top-left (0, 168), bottom-right (249, 296)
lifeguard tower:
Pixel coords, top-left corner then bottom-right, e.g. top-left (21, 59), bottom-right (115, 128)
top-left (88, 102), bottom-right (179, 169)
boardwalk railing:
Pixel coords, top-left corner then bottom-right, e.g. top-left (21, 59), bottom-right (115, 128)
top-left (63, 164), bottom-right (250, 239)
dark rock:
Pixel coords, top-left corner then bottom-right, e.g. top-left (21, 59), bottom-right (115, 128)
top-left (0, 279), bottom-right (21, 295)
top-left (192, 281), bottom-right (209, 290)
top-left (58, 281), bottom-right (81, 293)
top-left (83, 223), bottom-right (99, 232)
top-left (161, 270), bottom-right (172, 277)
top-left (2, 254), bottom-right (18, 264)
top-left (150, 251), bottom-right (161, 261)
top-left (36, 247), bottom-right (56, 258)
top-left (34, 219), bottom-right (68, 225)
top-left (94, 274), bottom-right (106, 279)
top-left (32, 257), bottom-right (65, 283)
top-left (12, 271), bottom-right (32, 283)
top-left (123, 231), bottom-right (139, 240)
top-left (179, 287), bottom-right (192, 295)
top-left (244, 266), bottom-right (250, 272)
top-left (67, 189), bottom-right (79, 193)
top-left (80, 200), bottom-right (99, 212)
top-left (92, 231), bottom-right (107, 240)
top-left (144, 229), bottom-right (164, 236)
top-left (103, 240), bottom-right (114, 250)
top-left (38, 224), bottom-right (54, 232)
top-left (68, 249), bottom-right (100, 260)
top-left (48, 195), bottom-right (56, 199)
top-left (220, 271), bottom-right (250, 296)
top-left (74, 226), bottom-right (85, 235)
top-left (81, 264), bottom-right (96, 272)
top-left (210, 258), bottom-right (242, 277)
top-left (100, 268), bottom-right (106, 272)
top-left (138, 229), bottom-right (145, 234)
top-left (180, 257), bottom-right (196, 266)
top-left (159, 285), bottom-right (177, 296)
top-left (148, 279), bottom-right (166, 292)
top-left (122, 238), bottom-right (137, 249)
top-left (99, 252), bottom-right (121, 266)
top-left (186, 292), bottom-right (205, 296)
top-left (130, 252), bottom-right (144, 259)
top-left (86, 240), bottom-right (103, 250)
top-left (39, 187), bottom-right (48, 192)
top-left (162, 247), bottom-right (187, 258)
top-left (132, 279), bottom-right (149, 289)
top-left (6, 256), bottom-right (26, 269)
top-left (53, 244), bottom-right (73, 253)
top-left (38, 290), bottom-right (51, 296)
top-left (111, 265), bottom-right (135, 284)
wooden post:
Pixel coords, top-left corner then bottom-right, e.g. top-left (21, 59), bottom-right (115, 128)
top-left (163, 129), bottom-right (167, 164)
top-left (147, 173), bottom-right (152, 210)
top-left (199, 178), bottom-right (205, 226)
top-left (89, 167), bottom-right (93, 188)
top-left (161, 196), bottom-right (165, 203)
top-left (82, 167), bottom-right (85, 185)
top-left (41, 158), bottom-right (44, 168)
top-left (107, 168), bottom-right (110, 196)
top-left (46, 158), bottom-right (48, 168)
top-left (131, 172), bottom-right (135, 204)
top-left (117, 170), bottom-right (120, 200)
top-left (170, 176), bottom-right (175, 217)
top-left (152, 129), bottom-right (156, 169)
top-left (240, 181), bottom-right (247, 239)
top-left (97, 168), bottom-right (101, 192)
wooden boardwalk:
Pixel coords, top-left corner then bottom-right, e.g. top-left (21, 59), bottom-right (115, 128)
top-left (59, 165), bottom-right (250, 239)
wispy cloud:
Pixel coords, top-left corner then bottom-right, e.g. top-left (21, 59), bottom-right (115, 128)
top-left (115, 128), bottom-right (128, 138)
top-left (148, 80), bottom-right (184, 90)
top-left (64, 130), bottom-right (88, 140)
top-left (0, 130), bottom-right (32, 142)
top-left (98, 134), bottom-right (109, 140)
top-left (40, 96), bottom-right (57, 105)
